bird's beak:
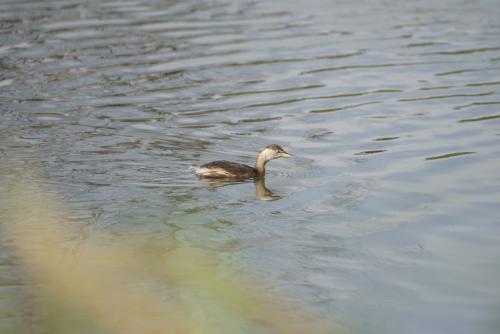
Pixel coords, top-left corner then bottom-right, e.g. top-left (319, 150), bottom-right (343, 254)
top-left (280, 151), bottom-right (291, 158)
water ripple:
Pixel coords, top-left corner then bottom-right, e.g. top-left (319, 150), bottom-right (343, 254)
top-left (458, 114), bottom-right (500, 123)
top-left (309, 101), bottom-right (380, 114)
top-left (425, 152), bottom-right (475, 160)
top-left (454, 101), bottom-right (500, 110)
top-left (398, 91), bottom-right (493, 102)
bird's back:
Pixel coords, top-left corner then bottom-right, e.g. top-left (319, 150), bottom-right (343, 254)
top-left (196, 160), bottom-right (257, 179)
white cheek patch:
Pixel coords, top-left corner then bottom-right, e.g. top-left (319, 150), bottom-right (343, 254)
top-left (262, 148), bottom-right (276, 161)
top-left (195, 167), bottom-right (236, 178)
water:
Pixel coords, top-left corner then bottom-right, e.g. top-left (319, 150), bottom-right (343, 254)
top-left (1, 0), bottom-right (500, 333)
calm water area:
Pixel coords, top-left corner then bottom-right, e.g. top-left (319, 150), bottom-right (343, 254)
top-left (1, 0), bottom-right (500, 333)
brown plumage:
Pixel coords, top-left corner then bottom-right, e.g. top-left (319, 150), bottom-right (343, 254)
top-left (197, 161), bottom-right (258, 178)
top-left (195, 144), bottom-right (290, 179)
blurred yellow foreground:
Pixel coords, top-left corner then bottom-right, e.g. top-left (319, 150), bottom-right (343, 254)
top-left (1, 176), bottom-right (337, 334)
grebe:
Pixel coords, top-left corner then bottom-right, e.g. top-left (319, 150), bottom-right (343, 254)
top-left (195, 144), bottom-right (290, 179)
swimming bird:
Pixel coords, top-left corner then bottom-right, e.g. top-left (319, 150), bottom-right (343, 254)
top-left (195, 144), bottom-right (290, 179)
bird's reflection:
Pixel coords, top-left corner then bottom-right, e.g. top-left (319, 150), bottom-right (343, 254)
top-left (200, 177), bottom-right (285, 201)
top-left (253, 177), bottom-right (284, 201)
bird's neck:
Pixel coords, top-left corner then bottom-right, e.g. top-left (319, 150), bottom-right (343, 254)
top-left (255, 153), bottom-right (268, 176)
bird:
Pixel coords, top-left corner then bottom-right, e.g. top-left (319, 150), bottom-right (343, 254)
top-left (195, 144), bottom-right (290, 179)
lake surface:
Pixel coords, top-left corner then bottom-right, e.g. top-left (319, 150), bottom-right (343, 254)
top-left (1, 0), bottom-right (500, 333)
